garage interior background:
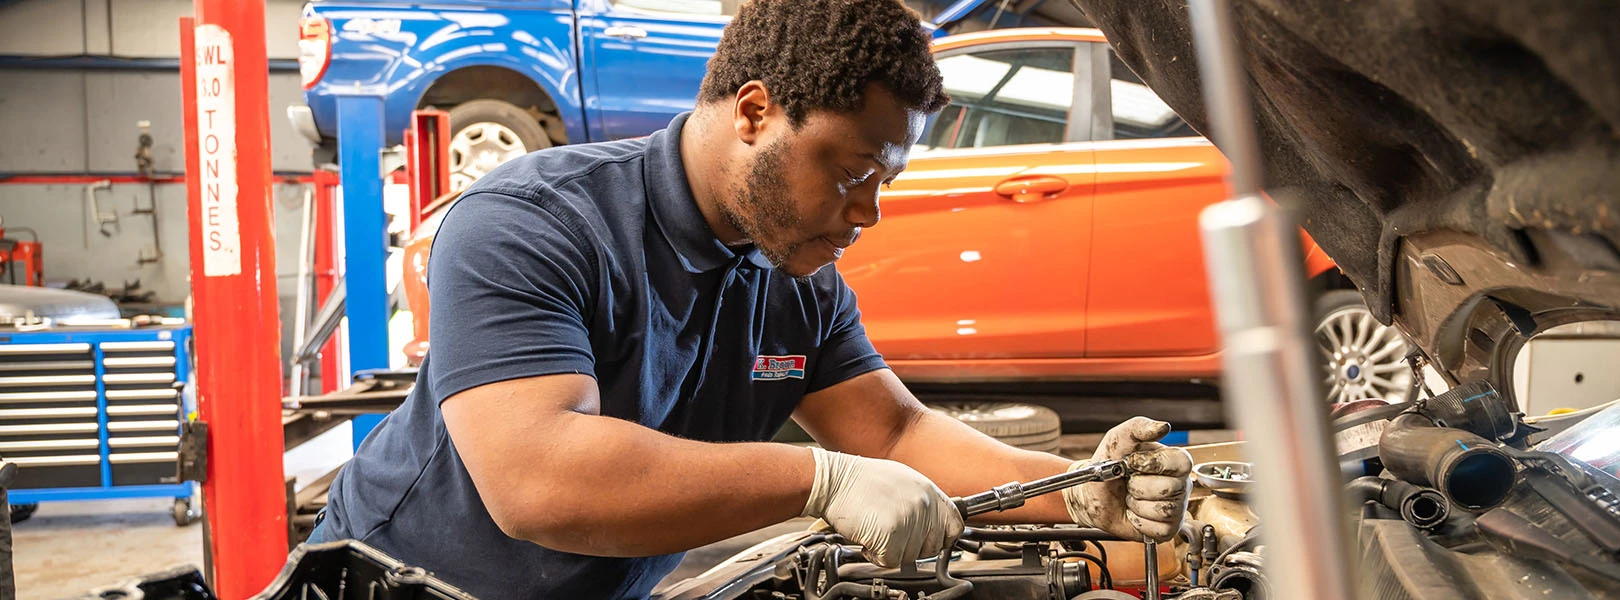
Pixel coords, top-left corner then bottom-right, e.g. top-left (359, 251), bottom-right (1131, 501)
top-left (0, 0), bottom-right (310, 362)
top-left (0, 0), bottom-right (1616, 597)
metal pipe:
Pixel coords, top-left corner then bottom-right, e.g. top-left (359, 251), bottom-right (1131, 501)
top-left (1189, 1), bottom-right (1358, 599)
top-left (1188, 0), bottom-right (1262, 197)
top-left (1143, 538), bottom-right (1161, 600)
top-left (289, 188), bottom-right (317, 398)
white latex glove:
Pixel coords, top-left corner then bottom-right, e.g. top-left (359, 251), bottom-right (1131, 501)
top-left (1062, 417), bottom-right (1193, 541)
top-left (801, 446), bottom-right (964, 567)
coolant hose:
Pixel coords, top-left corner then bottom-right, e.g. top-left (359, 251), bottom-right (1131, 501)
top-left (815, 581), bottom-right (892, 600)
top-left (1379, 417), bottom-right (1517, 510)
top-left (1346, 476), bottom-right (1450, 529)
top-left (929, 548), bottom-right (974, 600)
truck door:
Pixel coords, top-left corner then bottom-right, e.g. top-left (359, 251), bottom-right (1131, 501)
top-left (578, 0), bottom-right (733, 139)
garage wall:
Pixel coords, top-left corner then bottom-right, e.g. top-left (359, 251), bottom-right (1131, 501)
top-left (0, 0), bottom-right (314, 368)
top-left (0, 0), bottom-right (303, 58)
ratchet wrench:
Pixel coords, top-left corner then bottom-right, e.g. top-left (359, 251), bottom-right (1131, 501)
top-left (952, 459), bottom-right (1127, 518)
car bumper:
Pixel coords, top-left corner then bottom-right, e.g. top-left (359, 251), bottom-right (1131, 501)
top-left (287, 104), bottom-right (322, 144)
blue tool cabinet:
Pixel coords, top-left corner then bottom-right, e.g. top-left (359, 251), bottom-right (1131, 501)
top-left (0, 325), bottom-right (197, 523)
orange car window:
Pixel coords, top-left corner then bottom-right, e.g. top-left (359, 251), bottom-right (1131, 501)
top-left (927, 46), bottom-right (1076, 150)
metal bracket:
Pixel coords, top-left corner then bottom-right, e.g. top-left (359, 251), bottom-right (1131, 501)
top-left (178, 421), bottom-right (209, 483)
top-left (84, 180), bottom-right (118, 247)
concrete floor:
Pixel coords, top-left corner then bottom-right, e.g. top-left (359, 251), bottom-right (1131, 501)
top-left (13, 497), bottom-right (204, 600)
top-left (12, 430), bottom-right (1235, 599)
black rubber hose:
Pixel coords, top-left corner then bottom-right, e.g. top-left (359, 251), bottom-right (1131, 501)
top-left (1211, 525), bottom-right (1261, 569)
top-left (1346, 476), bottom-right (1450, 529)
top-left (928, 548), bottom-right (974, 600)
top-left (814, 581), bottom-right (889, 600)
top-left (1379, 420), bottom-right (1517, 510)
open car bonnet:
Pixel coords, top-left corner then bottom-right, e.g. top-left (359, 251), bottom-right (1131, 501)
top-left (1060, 0), bottom-right (1620, 404)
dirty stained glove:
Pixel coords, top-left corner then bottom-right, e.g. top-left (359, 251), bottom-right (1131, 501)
top-left (1063, 416), bottom-right (1194, 541)
top-left (801, 446), bottom-right (965, 568)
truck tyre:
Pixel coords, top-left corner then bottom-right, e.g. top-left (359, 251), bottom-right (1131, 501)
top-left (9, 503), bottom-right (36, 524)
top-left (929, 402), bottom-right (1063, 454)
top-left (447, 99), bottom-right (553, 190)
top-left (1314, 289), bottom-right (1418, 405)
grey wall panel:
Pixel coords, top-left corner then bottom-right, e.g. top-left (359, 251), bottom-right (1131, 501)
top-left (270, 73), bottom-right (316, 171)
top-left (0, 0), bottom-right (302, 59)
top-left (85, 73), bottom-right (185, 173)
top-left (266, 0), bottom-right (305, 60)
top-left (0, 1), bottom-right (87, 56)
top-left (107, 0), bottom-right (303, 59)
top-left (107, 0), bottom-right (192, 58)
top-left (0, 183), bottom-right (189, 298)
top-left (0, 181), bottom-right (309, 303)
top-left (84, 0), bottom-right (112, 55)
top-left (4, 71), bottom-right (310, 174)
top-left (0, 71), bottom-right (90, 172)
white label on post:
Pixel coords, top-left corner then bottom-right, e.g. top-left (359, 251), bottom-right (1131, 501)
top-left (195, 24), bottom-right (240, 277)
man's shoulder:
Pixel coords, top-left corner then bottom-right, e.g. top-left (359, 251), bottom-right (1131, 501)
top-left (465, 137), bottom-right (651, 210)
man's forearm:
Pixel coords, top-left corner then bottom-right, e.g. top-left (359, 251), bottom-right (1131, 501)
top-left (883, 410), bottom-right (1076, 525)
top-left (489, 412), bottom-right (815, 557)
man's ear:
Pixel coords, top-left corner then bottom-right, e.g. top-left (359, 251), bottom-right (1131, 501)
top-left (732, 80), bottom-right (775, 145)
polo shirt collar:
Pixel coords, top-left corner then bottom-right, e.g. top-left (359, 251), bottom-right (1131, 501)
top-left (645, 112), bottom-right (775, 273)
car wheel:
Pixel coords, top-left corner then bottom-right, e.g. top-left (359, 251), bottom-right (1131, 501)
top-left (1314, 289), bottom-right (1417, 404)
top-left (9, 503), bottom-right (37, 524)
top-left (929, 402), bottom-right (1062, 454)
top-left (446, 99), bottom-right (553, 191)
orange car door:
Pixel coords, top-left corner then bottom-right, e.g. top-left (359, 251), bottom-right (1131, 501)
top-left (1082, 45), bottom-right (1230, 358)
top-left (840, 42), bottom-right (1100, 361)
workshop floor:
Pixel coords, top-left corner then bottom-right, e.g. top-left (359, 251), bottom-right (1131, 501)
top-left (14, 430), bottom-right (1235, 599)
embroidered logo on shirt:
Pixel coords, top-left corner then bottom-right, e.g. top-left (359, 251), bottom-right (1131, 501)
top-left (752, 355), bottom-right (807, 381)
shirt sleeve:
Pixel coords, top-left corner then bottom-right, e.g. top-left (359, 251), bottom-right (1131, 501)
top-left (424, 190), bottom-right (598, 404)
top-left (806, 272), bottom-right (889, 393)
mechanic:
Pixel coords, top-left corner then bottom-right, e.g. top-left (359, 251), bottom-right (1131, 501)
top-left (308, 1), bottom-right (1193, 598)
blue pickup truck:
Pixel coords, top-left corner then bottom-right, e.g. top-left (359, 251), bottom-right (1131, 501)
top-left (290, 0), bottom-right (741, 186)
top-left (287, 0), bottom-right (1021, 183)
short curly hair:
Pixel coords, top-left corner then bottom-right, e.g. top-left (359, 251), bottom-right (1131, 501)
top-left (698, 0), bottom-right (949, 125)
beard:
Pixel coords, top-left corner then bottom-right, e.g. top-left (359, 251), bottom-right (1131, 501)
top-left (720, 137), bottom-right (808, 273)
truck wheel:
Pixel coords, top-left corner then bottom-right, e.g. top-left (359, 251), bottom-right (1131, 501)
top-left (929, 402), bottom-right (1062, 454)
top-left (447, 99), bottom-right (553, 190)
top-left (1314, 289), bottom-right (1417, 404)
top-left (9, 503), bottom-right (37, 524)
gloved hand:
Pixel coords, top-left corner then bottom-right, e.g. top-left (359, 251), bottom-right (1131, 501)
top-left (1062, 417), bottom-right (1193, 541)
top-left (801, 446), bottom-right (964, 567)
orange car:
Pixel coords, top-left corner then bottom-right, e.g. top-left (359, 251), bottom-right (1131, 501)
top-left (400, 28), bottom-right (1414, 427)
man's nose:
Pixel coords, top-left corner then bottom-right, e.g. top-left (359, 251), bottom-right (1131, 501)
top-left (844, 189), bottom-right (881, 228)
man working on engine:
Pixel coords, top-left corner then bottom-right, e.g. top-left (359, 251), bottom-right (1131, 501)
top-left (309, 1), bottom-right (1194, 597)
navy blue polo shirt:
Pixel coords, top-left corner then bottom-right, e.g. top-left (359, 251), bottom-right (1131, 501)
top-left (318, 113), bottom-right (888, 599)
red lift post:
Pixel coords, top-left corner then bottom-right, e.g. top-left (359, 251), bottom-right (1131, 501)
top-left (404, 110), bottom-right (451, 231)
top-left (312, 170), bottom-right (342, 394)
top-left (180, 0), bottom-right (288, 595)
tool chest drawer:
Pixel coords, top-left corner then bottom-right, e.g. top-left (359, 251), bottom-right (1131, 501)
top-left (0, 328), bottom-right (191, 492)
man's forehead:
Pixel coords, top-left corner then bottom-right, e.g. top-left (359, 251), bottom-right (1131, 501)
top-left (803, 104), bottom-right (925, 167)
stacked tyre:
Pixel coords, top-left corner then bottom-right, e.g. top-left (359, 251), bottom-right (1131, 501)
top-left (929, 402), bottom-right (1063, 454)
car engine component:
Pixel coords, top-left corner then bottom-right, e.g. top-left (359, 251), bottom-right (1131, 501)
top-left (1378, 418), bottom-right (1517, 511)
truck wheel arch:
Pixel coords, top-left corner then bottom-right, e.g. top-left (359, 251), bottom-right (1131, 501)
top-left (417, 65), bottom-right (569, 146)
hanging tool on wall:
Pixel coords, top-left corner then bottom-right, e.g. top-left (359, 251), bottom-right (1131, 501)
top-left (133, 120), bottom-right (163, 265)
top-left (84, 179), bottom-right (117, 247)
